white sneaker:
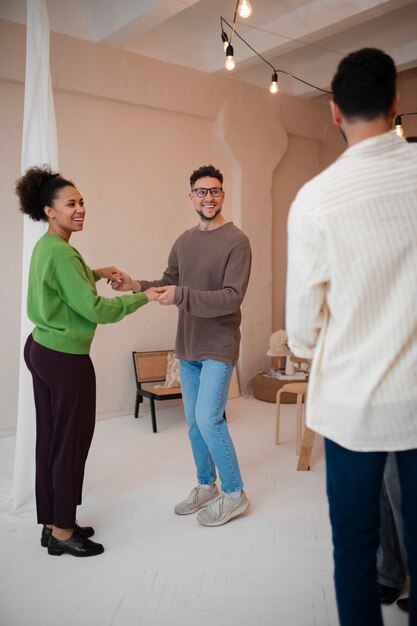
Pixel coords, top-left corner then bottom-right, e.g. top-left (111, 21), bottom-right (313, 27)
top-left (174, 485), bottom-right (219, 515)
top-left (196, 491), bottom-right (250, 526)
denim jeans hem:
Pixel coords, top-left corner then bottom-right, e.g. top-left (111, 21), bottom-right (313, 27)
top-left (377, 575), bottom-right (404, 590)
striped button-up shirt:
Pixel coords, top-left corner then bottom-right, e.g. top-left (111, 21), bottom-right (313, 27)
top-left (286, 132), bottom-right (417, 451)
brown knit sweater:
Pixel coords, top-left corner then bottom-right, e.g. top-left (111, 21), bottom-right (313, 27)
top-left (139, 222), bottom-right (251, 363)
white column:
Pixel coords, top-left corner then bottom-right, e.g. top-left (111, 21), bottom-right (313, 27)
top-left (12, 0), bottom-right (58, 511)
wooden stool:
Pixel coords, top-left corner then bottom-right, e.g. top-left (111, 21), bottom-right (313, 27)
top-left (275, 382), bottom-right (308, 455)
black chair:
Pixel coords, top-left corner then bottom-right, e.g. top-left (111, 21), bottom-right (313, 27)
top-left (132, 350), bottom-right (182, 433)
top-left (132, 350), bottom-right (227, 433)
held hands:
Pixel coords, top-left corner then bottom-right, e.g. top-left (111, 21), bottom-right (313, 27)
top-left (108, 271), bottom-right (176, 306)
top-left (154, 285), bottom-right (176, 306)
top-left (139, 285), bottom-right (176, 305)
top-left (144, 287), bottom-right (162, 302)
top-left (94, 266), bottom-right (123, 284)
top-left (110, 269), bottom-right (141, 292)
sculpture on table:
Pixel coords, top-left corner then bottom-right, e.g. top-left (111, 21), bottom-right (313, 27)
top-left (267, 330), bottom-right (294, 375)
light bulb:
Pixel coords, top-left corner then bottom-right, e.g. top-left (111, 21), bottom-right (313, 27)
top-left (394, 115), bottom-right (404, 137)
top-left (225, 44), bottom-right (235, 71)
top-left (269, 72), bottom-right (279, 94)
top-left (238, 0), bottom-right (252, 19)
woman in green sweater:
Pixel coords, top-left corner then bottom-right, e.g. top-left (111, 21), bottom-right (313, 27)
top-left (15, 166), bottom-right (158, 557)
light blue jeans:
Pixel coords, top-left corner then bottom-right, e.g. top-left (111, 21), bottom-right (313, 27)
top-left (179, 359), bottom-right (243, 493)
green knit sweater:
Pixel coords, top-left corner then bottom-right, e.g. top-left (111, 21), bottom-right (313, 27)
top-left (28, 233), bottom-right (148, 354)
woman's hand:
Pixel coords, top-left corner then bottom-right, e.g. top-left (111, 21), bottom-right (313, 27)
top-left (110, 269), bottom-right (141, 292)
top-left (94, 266), bottom-right (123, 284)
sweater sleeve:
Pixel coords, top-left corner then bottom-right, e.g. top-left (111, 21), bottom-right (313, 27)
top-left (174, 240), bottom-right (251, 318)
top-left (139, 244), bottom-right (179, 290)
top-left (54, 255), bottom-right (148, 324)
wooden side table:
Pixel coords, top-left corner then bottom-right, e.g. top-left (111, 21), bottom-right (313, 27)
top-left (252, 372), bottom-right (308, 403)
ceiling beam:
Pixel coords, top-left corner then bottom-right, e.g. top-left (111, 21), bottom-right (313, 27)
top-left (87, 0), bottom-right (200, 46)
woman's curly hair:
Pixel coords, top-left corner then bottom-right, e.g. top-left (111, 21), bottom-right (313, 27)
top-left (15, 165), bottom-right (75, 222)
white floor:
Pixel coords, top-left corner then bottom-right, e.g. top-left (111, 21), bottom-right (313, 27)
top-left (0, 396), bottom-right (408, 626)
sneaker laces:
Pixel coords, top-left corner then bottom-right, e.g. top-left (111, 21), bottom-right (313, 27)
top-left (210, 495), bottom-right (225, 516)
top-left (190, 487), bottom-right (200, 504)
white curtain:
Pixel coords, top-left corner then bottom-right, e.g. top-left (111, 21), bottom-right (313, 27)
top-left (12, 0), bottom-right (58, 511)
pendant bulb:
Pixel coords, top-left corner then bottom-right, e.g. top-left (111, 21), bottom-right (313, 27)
top-left (269, 71), bottom-right (279, 94)
top-left (394, 115), bottom-right (404, 137)
top-left (225, 43), bottom-right (235, 71)
top-left (238, 0), bottom-right (252, 19)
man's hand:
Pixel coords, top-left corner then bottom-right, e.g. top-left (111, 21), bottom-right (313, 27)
top-left (110, 269), bottom-right (141, 293)
top-left (144, 287), bottom-right (163, 302)
top-left (156, 285), bottom-right (176, 306)
top-left (94, 266), bottom-right (123, 283)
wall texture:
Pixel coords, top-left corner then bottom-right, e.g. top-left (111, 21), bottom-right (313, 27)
top-left (0, 18), bottom-right (345, 435)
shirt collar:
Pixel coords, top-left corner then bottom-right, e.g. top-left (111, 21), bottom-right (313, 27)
top-left (341, 131), bottom-right (405, 159)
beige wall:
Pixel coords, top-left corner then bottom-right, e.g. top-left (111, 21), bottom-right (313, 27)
top-left (397, 66), bottom-right (417, 137)
top-left (272, 135), bottom-right (321, 330)
top-left (271, 122), bottom-right (344, 330)
top-left (0, 19), bottom-right (343, 435)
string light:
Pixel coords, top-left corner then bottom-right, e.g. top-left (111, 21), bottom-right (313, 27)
top-left (269, 71), bottom-right (279, 94)
top-left (225, 44), bottom-right (236, 71)
top-left (394, 112), bottom-right (417, 137)
top-left (220, 16), bottom-right (332, 95)
top-left (238, 0), bottom-right (252, 19)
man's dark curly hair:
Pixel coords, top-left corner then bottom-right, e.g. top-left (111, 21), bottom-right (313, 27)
top-left (190, 165), bottom-right (223, 189)
top-left (15, 165), bottom-right (75, 222)
top-left (331, 48), bottom-right (397, 122)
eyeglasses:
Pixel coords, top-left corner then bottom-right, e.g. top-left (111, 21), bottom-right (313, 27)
top-left (192, 187), bottom-right (223, 198)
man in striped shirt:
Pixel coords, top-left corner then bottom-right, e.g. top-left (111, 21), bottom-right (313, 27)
top-left (286, 48), bottom-right (417, 625)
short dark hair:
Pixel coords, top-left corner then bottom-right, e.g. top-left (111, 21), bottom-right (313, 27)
top-left (331, 48), bottom-right (397, 121)
top-left (190, 165), bottom-right (223, 189)
top-left (15, 165), bottom-right (75, 222)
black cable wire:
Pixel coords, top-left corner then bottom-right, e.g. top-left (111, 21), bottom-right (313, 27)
top-left (221, 16), bottom-right (332, 95)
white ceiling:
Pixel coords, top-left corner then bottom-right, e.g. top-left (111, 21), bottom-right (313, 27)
top-left (1, 0), bottom-right (417, 97)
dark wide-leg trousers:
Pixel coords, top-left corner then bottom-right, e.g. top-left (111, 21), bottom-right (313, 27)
top-left (24, 334), bottom-right (96, 528)
top-left (325, 438), bottom-right (417, 626)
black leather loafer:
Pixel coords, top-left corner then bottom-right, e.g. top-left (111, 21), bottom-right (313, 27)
top-left (396, 597), bottom-right (410, 613)
top-left (377, 583), bottom-right (401, 605)
top-left (48, 531), bottom-right (104, 557)
top-left (41, 522), bottom-right (95, 547)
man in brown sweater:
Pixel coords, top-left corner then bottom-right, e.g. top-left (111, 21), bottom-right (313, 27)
top-left (115, 165), bottom-right (251, 526)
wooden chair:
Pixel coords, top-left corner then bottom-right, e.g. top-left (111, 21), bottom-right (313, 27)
top-left (132, 351), bottom-right (228, 433)
top-left (275, 382), bottom-right (308, 455)
top-left (132, 350), bottom-right (182, 433)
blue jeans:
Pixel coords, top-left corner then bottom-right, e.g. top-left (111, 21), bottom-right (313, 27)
top-left (179, 359), bottom-right (243, 493)
top-left (377, 453), bottom-right (408, 589)
top-left (325, 438), bottom-right (417, 626)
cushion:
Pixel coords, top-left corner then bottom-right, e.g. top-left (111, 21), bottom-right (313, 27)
top-left (163, 352), bottom-right (180, 388)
